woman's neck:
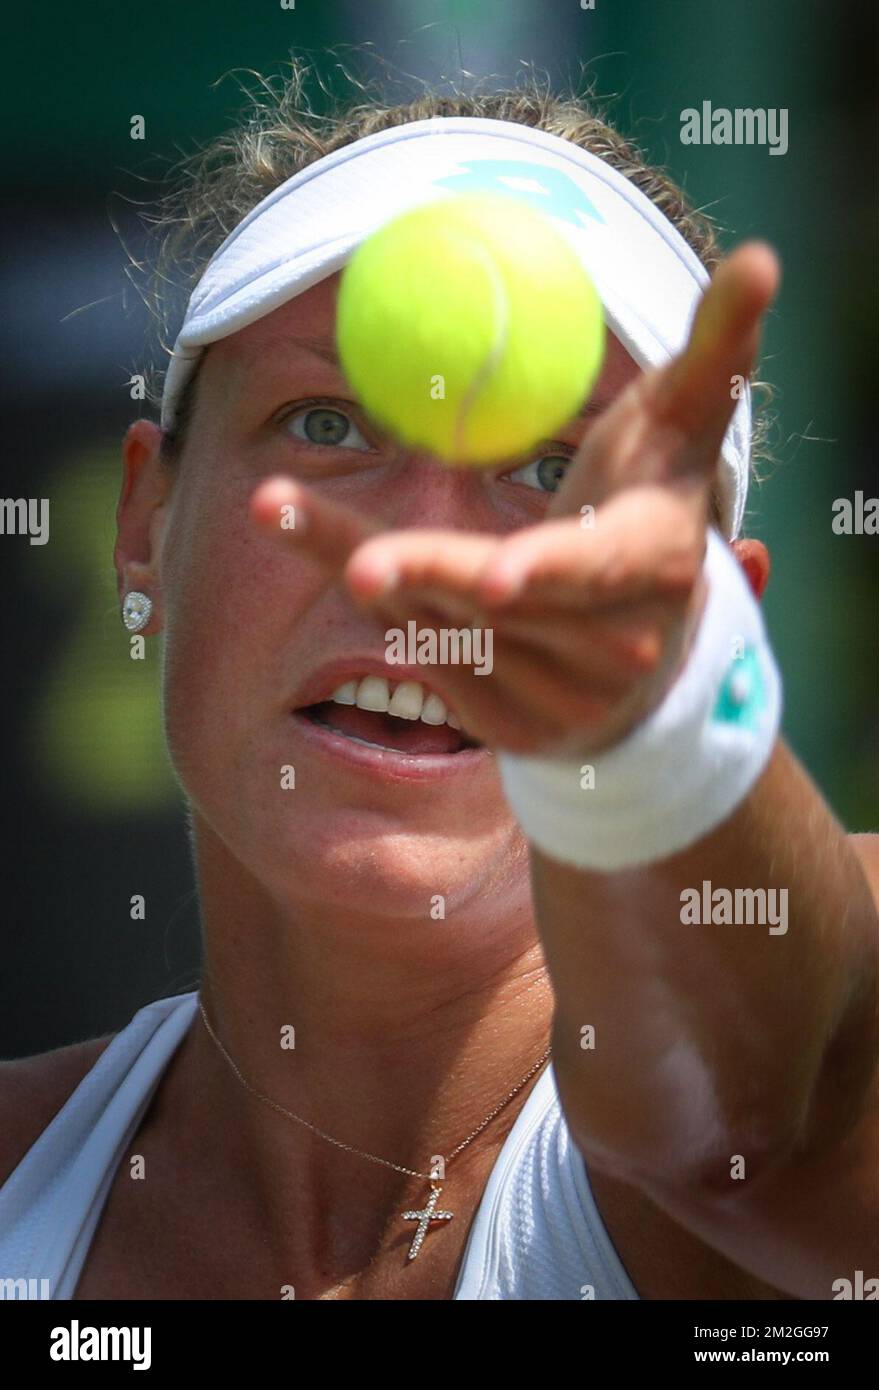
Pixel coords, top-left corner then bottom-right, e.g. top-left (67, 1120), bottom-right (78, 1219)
top-left (165, 825), bottom-right (554, 1283)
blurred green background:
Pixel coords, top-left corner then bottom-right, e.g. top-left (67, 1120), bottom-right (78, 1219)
top-left (2, 0), bottom-right (877, 1052)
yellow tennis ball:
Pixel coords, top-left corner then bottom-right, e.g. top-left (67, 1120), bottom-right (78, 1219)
top-left (335, 193), bottom-right (605, 465)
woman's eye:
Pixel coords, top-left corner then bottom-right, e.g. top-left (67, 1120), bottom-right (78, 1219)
top-left (283, 404), bottom-right (370, 450)
top-left (504, 452), bottom-right (572, 493)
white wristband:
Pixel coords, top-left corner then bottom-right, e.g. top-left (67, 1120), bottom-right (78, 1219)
top-left (496, 530), bottom-right (782, 871)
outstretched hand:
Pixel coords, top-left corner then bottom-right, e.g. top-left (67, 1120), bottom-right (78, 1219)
top-left (251, 241), bottom-right (780, 756)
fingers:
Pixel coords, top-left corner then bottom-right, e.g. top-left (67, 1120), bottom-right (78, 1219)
top-left (549, 240), bottom-right (780, 515)
top-left (351, 609), bottom-right (618, 753)
top-left (248, 481), bottom-right (699, 757)
top-left (345, 529), bottom-right (501, 603)
top-left (651, 240), bottom-right (780, 460)
top-left (250, 476), bottom-right (377, 573)
top-left (476, 491), bottom-right (703, 610)
top-left (481, 601), bottom-right (669, 683)
top-left (376, 576), bottom-right (663, 697)
top-left (346, 496), bottom-right (702, 634)
top-left (467, 635), bottom-right (616, 745)
top-left (681, 241), bottom-right (780, 380)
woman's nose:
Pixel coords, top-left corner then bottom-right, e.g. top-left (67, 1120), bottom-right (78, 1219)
top-left (373, 452), bottom-right (492, 533)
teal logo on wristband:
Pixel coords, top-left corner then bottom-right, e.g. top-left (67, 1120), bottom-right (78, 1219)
top-left (713, 646), bottom-right (766, 730)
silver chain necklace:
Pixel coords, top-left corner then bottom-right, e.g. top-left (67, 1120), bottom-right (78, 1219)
top-left (197, 994), bottom-right (552, 1274)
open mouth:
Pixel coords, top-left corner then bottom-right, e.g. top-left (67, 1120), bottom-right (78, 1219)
top-left (301, 703), bottom-right (475, 754)
top-left (296, 676), bottom-right (482, 756)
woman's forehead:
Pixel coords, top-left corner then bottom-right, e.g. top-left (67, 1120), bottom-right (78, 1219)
top-left (207, 267), bottom-right (639, 397)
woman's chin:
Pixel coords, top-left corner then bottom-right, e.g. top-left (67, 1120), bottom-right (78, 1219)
top-left (244, 813), bottom-right (521, 915)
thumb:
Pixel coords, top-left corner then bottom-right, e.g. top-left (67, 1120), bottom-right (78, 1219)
top-left (649, 240), bottom-right (780, 474)
top-left (549, 241), bottom-right (780, 521)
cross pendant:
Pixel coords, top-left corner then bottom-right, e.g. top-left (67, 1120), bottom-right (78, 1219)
top-left (401, 1184), bottom-right (454, 1261)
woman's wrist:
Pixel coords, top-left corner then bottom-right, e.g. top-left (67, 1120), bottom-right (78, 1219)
top-left (496, 531), bottom-right (783, 872)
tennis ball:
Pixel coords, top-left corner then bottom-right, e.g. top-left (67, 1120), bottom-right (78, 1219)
top-left (335, 193), bottom-right (605, 466)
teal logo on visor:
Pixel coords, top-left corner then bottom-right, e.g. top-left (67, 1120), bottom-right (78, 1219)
top-left (434, 159), bottom-right (604, 228)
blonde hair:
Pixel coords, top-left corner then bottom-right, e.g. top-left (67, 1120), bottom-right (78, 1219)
top-left (138, 55), bottom-right (774, 511)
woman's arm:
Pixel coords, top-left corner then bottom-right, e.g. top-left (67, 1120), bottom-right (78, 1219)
top-left (250, 240), bottom-right (879, 1298)
top-left (533, 749), bottom-right (879, 1300)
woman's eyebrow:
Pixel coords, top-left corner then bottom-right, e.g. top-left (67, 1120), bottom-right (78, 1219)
top-left (282, 335), bottom-right (340, 366)
top-left (259, 335), bottom-right (608, 421)
top-left (237, 335), bottom-right (341, 377)
top-left (233, 335), bottom-right (345, 401)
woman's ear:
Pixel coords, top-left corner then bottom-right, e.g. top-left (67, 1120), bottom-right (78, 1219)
top-left (730, 537), bottom-right (770, 600)
top-left (114, 419), bottom-right (172, 630)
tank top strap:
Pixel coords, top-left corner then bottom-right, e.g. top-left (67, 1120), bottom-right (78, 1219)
top-left (0, 991), bottom-right (198, 1300)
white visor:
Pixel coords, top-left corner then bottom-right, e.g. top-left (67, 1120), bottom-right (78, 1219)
top-left (161, 116), bottom-right (751, 538)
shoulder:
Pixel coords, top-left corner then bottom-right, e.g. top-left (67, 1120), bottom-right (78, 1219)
top-left (0, 1033), bottom-right (116, 1188)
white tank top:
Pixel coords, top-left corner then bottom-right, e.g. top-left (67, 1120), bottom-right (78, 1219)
top-left (0, 992), bottom-right (639, 1301)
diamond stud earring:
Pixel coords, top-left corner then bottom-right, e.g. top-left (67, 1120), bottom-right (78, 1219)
top-left (122, 591), bottom-right (153, 633)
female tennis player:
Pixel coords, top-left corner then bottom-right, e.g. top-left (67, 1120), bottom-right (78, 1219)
top-left (1, 72), bottom-right (877, 1301)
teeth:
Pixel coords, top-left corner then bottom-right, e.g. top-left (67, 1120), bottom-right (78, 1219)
top-left (420, 692), bottom-right (448, 726)
top-left (356, 676), bottom-right (390, 713)
top-left (329, 676), bottom-right (461, 732)
top-left (331, 680), bottom-right (358, 705)
top-left (388, 681), bottom-right (425, 721)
